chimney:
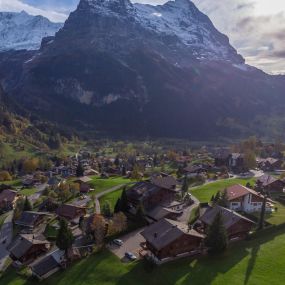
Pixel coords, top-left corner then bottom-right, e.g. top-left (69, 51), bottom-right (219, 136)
top-left (154, 232), bottom-right (158, 238)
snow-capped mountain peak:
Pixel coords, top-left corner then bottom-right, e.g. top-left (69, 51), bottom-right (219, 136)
top-left (0, 11), bottom-right (63, 51)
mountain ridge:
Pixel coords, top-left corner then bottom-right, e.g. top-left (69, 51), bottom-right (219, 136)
top-left (0, 0), bottom-right (285, 139)
top-left (0, 11), bottom-right (62, 51)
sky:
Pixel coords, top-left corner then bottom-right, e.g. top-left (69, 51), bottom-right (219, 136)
top-left (0, 0), bottom-right (284, 74)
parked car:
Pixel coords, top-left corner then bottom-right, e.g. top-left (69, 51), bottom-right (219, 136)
top-left (113, 239), bottom-right (123, 246)
top-left (125, 252), bottom-right (137, 261)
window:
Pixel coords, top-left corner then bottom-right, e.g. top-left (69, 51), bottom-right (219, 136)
top-left (232, 202), bottom-right (239, 206)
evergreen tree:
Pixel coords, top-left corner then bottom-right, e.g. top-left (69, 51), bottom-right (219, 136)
top-left (101, 201), bottom-right (112, 218)
top-left (23, 196), bottom-right (32, 211)
top-left (217, 190), bottom-right (229, 208)
top-left (56, 218), bottom-right (74, 252)
top-left (120, 188), bottom-right (129, 212)
top-left (258, 194), bottom-right (267, 230)
top-left (205, 211), bottom-right (228, 253)
top-left (76, 163), bottom-right (84, 177)
top-left (114, 198), bottom-right (122, 213)
top-left (181, 176), bottom-right (189, 197)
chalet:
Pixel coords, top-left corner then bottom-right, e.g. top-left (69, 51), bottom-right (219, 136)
top-left (30, 249), bottom-right (65, 280)
top-left (56, 204), bottom-right (86, 221)
top-left (15, 211), bottom-right (48, 230)
top-left (74, 176), bottom-right (92, 193)
top-left (141, 219), bottom-right (204, 263)
top-left (224, 184), bottom-right (272, 213)
top-left (214, 151), bottom-right (246, 173)
top-left (10, 234), bottom-right (51, 264)
top-left (183, 165), bottom-right (207, 177)
top-left (0, 189), bottom-right (18, 210)
top-left (257, 157), bottom-right (283, 172)
top-left (256, 174), bottom-right (284, 193)
top-left (228, 153), bottom-right (246, 173)
top-left (127, 176), bottom-right (178, 211)
top-left (199, 205), bottom-right (255, 240)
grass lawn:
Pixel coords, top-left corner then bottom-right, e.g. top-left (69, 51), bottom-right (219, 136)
top-left (19, 188), bottom-right (37, 196)
top-left (2, 227), bottom-right (285, 285)
top-left (0, 180), bottom-right (21, 187)
top-left (89, 176), bottom-right (133, 195)
top-left (99, 188), bottom-right (123, 210)
top-left (190, 177), bottom-right (257, 203)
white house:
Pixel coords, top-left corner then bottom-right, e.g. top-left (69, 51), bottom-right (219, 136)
top-left (224, 184), bottom-right (272, 213)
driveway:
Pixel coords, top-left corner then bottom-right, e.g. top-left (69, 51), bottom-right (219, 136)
top-left (108, 227), bottom-right (146, 260)
top-left (177, 194), bottom-right (200, 223)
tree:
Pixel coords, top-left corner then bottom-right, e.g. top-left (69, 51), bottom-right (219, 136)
top-left (258, 194), bottom-right (267, 230)
top-left (120, 188), bottom-right (129, 212)
top-left (244, 150), bottom-right (256, 170)
top-left (205, 211), bottom-right (228, 253)
top-left (0, 171), bottom-right (12, 181)
top-left (23, 196), bottom-right (32, 211)
top-left (101, 201), bottom-right (112, 218)
top-left (76, 163), bottom-right (84, 177)
top-left (56, 218), bottom-right (74, 251)
top-left (217, 190), bottom-right (229, 208)
top-left (91, 215), bottom-right (106, 248)
top-left (114, 198), bottom-right (122, 213)
top-left (181, 176), bottom-right (189, 197)
top-left (108, 212), bottom-right (127, 235)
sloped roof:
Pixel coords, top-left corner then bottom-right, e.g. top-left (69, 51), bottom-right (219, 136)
top-left (200, 205), bottom-right (255, 229)
top-left (10, 234), bottom-right (50, 259)
top-left (15, 211), bottom-right (47, 227)
top-left (151, 176), bottom-right (177, 190)
top-left (225, 184), bottom-right (264, 201)
top-left (141, 219), bottom-right (204, 250)
top-left (257, 174), bottom-right (280, 187)
top-left (0, 189), bottom-right (17, 203)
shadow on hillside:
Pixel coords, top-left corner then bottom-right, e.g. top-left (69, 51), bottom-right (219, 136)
top-left (244, 244), bottom-right (260, 285)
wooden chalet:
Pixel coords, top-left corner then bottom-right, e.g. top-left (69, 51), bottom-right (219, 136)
top-left (9, 234), bottom-right (50, 264)
top-left (141, 219), bottom-right (204, 262)
top-left (127, 176), bottom-right (178, 211)
top-left (256, 174), bottom-right (284, 193)
top-left (199, 205), bottom-right (255, 240)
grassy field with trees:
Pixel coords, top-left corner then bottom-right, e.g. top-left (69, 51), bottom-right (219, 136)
top-left (190, 177), bottom-right (257, 203)
top-left (2, 226), bottom-right (285, 285)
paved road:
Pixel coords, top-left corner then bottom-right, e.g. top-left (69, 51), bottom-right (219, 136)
top-left (29, 183), bottom-right (48, 203)
top-left (177, 194), bottom-right (200, 223)
top-left (0, 212), bottom-right (13, 271)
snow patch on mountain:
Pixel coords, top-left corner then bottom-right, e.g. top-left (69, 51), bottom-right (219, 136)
top-left (134, 0), bottom-right (242, 62)
top-left (0, 11), bottom-right (63, 51)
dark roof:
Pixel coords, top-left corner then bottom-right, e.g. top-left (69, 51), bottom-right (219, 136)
top-left (257, 174), bottom-right (280, 187)
top-left (151, 176), bottom-right (177, 190)
top-left (15, 211), bottom-right (47, 228)
top-left (146, 206), bottom-right (181, 221)
top-left (200, 206), bottom-right (255, 229)
top-left (0, 189), bottom-right (17, 203)
top-left (10, 234), bottom-right (50, 259)
top-left (127, 181), bottom-right (161, 201)
top-left (56, 204), bottom-right (86, 220)
top-left (141, 219), bottom-right (204, 250)
top-left (184, 165), bottom-right (206, 173)
top-left (31, 249), bottom-right (64, 277)
top-left (31, 255), bottom-right (59, 277)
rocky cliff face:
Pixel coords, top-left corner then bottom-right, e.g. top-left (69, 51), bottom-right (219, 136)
top-left (0, 0), bottom-right (285, 139)
top-left (0, 11), bottom-right (62, 51)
